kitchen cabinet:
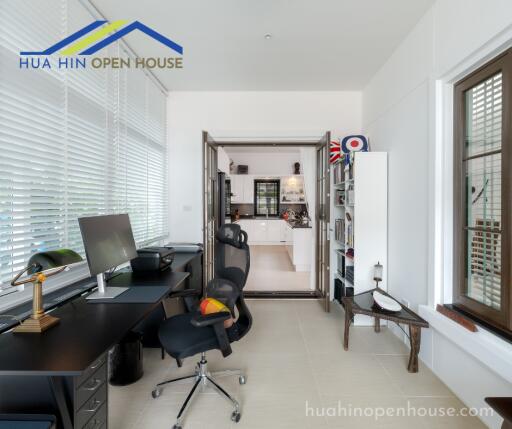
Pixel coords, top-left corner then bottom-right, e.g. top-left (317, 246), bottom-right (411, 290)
top-left (267, 220), bottom-right (282, 242)
top-left (235, 218), bottom-right (311, 272)
top-left (237, 219), bottom-right (254, 243)
top-left (229, 175), bottom-right (254, 204)
top-left (235, 219), bottom-right (286, 245)
top-left (230, 175), bottom-right (244, 203)
top-left (284, 222), bottom-right (312, 272)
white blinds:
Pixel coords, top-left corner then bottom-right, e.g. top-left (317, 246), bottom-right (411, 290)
top-left (464, 72), bottom-right (502, 310)
top-left (0, 0), bottom-right (168, 286)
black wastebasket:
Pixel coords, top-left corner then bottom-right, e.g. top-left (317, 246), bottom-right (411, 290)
top-left (109, 331), bottom-right (144, 386)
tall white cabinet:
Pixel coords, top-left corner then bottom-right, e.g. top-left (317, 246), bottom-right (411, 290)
top-left (332, 152), bottom-right (387, 325)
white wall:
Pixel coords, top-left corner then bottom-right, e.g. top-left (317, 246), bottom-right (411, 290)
top-left (362, 1), bottom-right (512, 427)
top-left (167, 91), bottom-right (362, 242)
top-left (226, 151), bottom-right (300, 176)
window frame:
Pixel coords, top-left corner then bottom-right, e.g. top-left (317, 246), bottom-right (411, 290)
top-left (253, 179), bottom-right (280, 217)
top-left (453, 49), bottom-right (512, 333)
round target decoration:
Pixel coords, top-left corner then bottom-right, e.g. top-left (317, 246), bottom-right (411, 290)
top-left (341, 135), bottom-right (369, 153)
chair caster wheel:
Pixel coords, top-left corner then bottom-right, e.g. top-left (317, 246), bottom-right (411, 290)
top-left (151, 388), bottom-right (162, 399)
top-left (172, 426), bottom-right (182, 429)
top-left (231, 411), bottom-right (241, 423)
top-left (239, 375), bottom-right (246, 385)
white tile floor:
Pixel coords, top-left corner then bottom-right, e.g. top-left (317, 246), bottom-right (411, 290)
top-left (109, 300), bottom-right (487, 429)
top-left (245, 245), bottom-right (311, 291)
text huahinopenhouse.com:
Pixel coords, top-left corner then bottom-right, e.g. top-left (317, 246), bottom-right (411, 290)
top-left (305, 400), bottom-right (494, 420)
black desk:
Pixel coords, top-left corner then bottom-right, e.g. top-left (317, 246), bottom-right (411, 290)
top-left (0, 264), bottom-right (193, 429)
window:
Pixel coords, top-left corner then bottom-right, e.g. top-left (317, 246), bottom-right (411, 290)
top-left (0, 0), bottom-right (168, 287)
top-left (453, 49), bottom-right (512, 334)
top-left (254, 180), bottom-right (280, 216)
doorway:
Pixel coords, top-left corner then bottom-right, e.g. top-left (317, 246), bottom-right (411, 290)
top-left (203, 133), bottom-right (331, 311)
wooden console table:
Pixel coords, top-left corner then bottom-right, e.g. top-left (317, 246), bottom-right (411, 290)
top-left (342, 288), bottom-right (429, 373)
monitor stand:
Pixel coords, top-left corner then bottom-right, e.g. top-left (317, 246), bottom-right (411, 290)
top-left (86, 273), bottom-right (128, 300)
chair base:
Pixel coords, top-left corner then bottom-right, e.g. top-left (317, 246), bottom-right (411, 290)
top-left (151, 353), bottom-right (245, 428)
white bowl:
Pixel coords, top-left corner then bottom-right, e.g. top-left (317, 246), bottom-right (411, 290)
top-left (372, 291), bottom-right (401, 312)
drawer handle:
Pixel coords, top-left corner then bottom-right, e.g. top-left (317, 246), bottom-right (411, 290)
top-left (84, 399), bottom-right (102, 413)
top-left (88, 418), bottom-right (102, 429)
top-left (82, 378), bottom-right (102, 391)
top-left (89, 359), bottom-right (103, 370)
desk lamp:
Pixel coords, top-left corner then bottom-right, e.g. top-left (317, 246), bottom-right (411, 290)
top-left (11, 249), bottom-right (83, 333)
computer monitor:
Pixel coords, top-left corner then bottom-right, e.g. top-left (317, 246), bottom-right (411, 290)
top-left (79, 214), bottom-right (138, 299)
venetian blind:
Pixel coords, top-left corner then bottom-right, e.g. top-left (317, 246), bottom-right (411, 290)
top-left (464, 72), bottom-right (502, 309)
top-left (0, 0), bottom-right (168, 287)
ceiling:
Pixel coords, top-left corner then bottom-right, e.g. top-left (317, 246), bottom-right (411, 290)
top-left (91, 0), bottom-right (433, 91)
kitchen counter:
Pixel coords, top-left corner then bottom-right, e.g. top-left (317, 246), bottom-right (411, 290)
top-left (286, 220), bottom-right (312, 229)
top-left (232, 215), bottom-right (281, 221)
top-left (230, 216), bottom-right (311, 228)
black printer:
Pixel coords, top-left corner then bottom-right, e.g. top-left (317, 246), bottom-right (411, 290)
top-left (130, 247), bottom-right (175, 272)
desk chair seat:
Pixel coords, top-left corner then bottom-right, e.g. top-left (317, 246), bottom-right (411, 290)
top-left (152, 224), bottom-right (252, 429)
top-left (158, 312), bottom-right (217, 360)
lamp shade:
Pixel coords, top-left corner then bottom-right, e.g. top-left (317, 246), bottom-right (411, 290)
top-left (27, 249), bottom-right (83, 274)
top-left (373, 262), bottom-right (383, 282)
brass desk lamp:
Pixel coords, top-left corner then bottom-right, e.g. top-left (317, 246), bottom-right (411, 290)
top-left (11, 249), bottom-right (83, 333)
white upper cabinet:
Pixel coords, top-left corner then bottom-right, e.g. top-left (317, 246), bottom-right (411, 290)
top-left (230, 175), bottom-right (254, 204)
top-left (230, 175), bottom-right (244, 203)
top-left (242, 176), bottom-right (254, 204)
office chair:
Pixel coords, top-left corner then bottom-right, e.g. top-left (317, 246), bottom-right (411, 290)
top-left (152, 224), bottom-right (252, 429)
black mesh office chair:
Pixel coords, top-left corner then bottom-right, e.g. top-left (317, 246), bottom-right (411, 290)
top-left (152, 224), bottom-right (252, 429)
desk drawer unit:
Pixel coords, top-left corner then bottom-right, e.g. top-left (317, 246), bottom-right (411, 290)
top-left (75, 384), bottom-right (107, 429)
top-left (76, 363), bottom-right (107, 409)
top-left (72, 353), bottom-right (108, 429)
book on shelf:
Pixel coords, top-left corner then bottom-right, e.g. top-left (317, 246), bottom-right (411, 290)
top-left (333, 161), bottom-right (344, 185)
top-left (335, 218), bottom-right (345, 242)
top-left (335, 189), bottom-right (345, 206)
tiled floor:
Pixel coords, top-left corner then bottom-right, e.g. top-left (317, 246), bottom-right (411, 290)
top-left (245, 245), bottom-right (311, 291)
top-left (109, 300), bottom-right (487, 429)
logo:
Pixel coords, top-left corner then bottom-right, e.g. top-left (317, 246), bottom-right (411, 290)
top-left (341, 135), bottom-right (368, 153)
top-left (19, 20), bottom-right (183, 70)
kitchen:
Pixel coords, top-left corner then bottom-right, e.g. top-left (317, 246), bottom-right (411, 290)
top-left (219, 146), bottom-right (315, 293)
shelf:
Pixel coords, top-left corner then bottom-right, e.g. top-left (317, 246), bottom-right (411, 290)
top-left (335, 204), bottom-right (345, 208)
top-left (344, 279), bottom-right (354, 288)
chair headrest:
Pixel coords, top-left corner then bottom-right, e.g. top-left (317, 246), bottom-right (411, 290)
top-left (216, 224), bottom-right (243, 247)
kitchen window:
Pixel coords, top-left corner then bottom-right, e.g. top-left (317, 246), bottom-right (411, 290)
top-left (254, 180), bottom-right (280, 217)
top-left (453, 49), bottom-right (512, 335)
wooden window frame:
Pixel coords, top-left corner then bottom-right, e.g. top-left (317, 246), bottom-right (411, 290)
top-left (453, 49), bottom-right (512, 334)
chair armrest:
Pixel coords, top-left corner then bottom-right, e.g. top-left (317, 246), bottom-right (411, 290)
top-left (190, 312), bottom-right (232, 357)
top-left (170, 289), bottom-right (201, 298)
top-left (190, 312), bottom-right (230, 327)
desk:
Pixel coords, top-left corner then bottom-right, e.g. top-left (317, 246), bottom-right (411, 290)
top-left (0, 265), bottom-right (192, 429)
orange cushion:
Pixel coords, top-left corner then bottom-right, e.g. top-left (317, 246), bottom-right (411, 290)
top-left (199, 297), bottom-right (234, 328)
